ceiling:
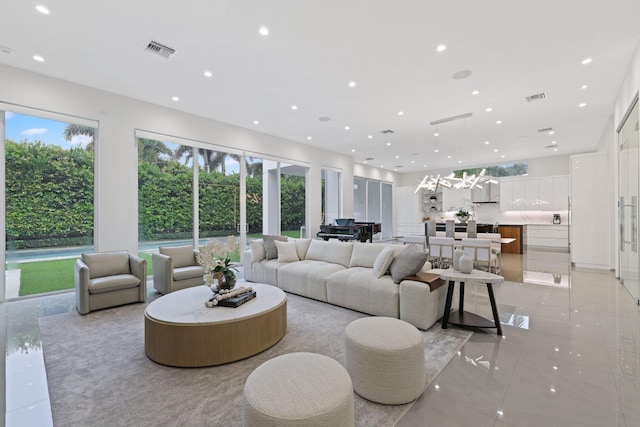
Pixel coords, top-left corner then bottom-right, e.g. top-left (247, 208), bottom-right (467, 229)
top-left (1, 0), bottom-right (640, 173)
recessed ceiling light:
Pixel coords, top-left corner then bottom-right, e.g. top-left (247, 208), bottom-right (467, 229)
top-left (291, 105), bottom-right (298, 110)
top-left (578, 103), bottom-right (587, 108)
top-left (553, 147), bottom-right (559, 151)
top-left (436, 44), bottom-right (447, 52)
top-left (351, 149), bottom-right (356, 152)
top-left (411, 160), bottom-right (415, 164)
top-left (367, 135), bottom-right (373, 139)
top-left (484, 141), bottom-right (490, 145)
top-left (496, 120), bottom-right (502, 125)
top-left (380, 165), bottom-right (384, 168)
top-left (434, 132), bottom-right (439, 137)
top-left (259, 27), bottom-right (269, 36)
top-left (458, 160), bottom-right (462, 164)
top-left (171, 96), bottom-right (180, 102)
top-left (307, 136), bottom-right (312, 140)
top-left (35, 5), bottom-right (50, 14)
top-left (581, 85), bottom-right (588, 90)
top-left (434, 149), bottom-right (439, 153)
top-left (398, 111), bottom-right (404, 116)
top-left (472, 90), bottom-right (480, 96)
top-left (253, 120), bottom-right (259, 125)
top-left (423, 165), bottom-right (427, 168)
top-left (551, 140), bottom-right (557, 144)
top-left (493, 149), bottom-right (499, 152)
top-left (501, 155), bottom-right (506, 158)
top-left (486, 107), bottom-right (493, 112)
top-left (395, 155), bottom-right (400, 159)
top-left (386, 142), bottom-right (391, 146)
top-left (363, 160), bottom-right (368, 164)
top-left (581, 57), bottom-right (592, 65)
top-left (348, 81), bottom-right (356, 88)
top-left (33, 55), bottom-right (44, 62)
top-left (447, 155), bottom-right (452, 159)
top-left (345, 126), bottom-right (350, 130)
top-left (548, 130), bottom-right (555, 135)
top-left (203, 70), bottom-right (213, 78)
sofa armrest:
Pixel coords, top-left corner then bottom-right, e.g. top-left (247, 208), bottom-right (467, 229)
top-left (242, 250), bottom-right (254, 281)
top-left (129, 254), bottom-right (147, 302)
top-left (152, 253), bottom-right (173, 294)
top-left (75, 259), bottom-right (91, 315)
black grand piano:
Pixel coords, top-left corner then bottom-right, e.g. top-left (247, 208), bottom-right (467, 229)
top-left (317, 219), bottom-right (381, 243)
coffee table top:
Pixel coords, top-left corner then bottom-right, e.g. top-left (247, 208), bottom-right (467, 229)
top-left (145, 281), bottom-right (286, 325)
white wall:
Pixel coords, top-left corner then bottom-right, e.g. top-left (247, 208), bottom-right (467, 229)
top-left (0, 64), bottom-right (375, 255)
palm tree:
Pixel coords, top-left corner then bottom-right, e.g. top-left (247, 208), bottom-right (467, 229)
top-left (62, 124), bottom-right (95, 150)
top-left (138, 138), bottom-right (173, 168)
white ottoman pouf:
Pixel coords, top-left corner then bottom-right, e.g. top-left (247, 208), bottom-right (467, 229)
top-left (242, 352), bottom-right (354, 427)
top-left (345, 316), bottom-right (425, 405)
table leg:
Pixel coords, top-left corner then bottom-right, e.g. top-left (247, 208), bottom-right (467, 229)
top-left (486, 283), bottom-right (502, 335)
top-left (442, 280), bottom-right (455, 329)
top-left (459, 281), bottom-right (465, 313)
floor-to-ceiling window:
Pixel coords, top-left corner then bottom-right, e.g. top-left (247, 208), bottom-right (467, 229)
top-left (321, 168), bottom-right (342, 225)
top-left (245, 156), bottom-right (264, 245)
top-left (354, 177), bottom-right (391, 241)
top-left (280, 163), bottom-right (307, 238)
top-left (137, 136), bottom-right (194, 270)
top-left (3, 109), bottom-right (96, 298)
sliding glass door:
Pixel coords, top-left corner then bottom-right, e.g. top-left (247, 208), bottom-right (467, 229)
top-left (618, 99), bottom-right (639, 303)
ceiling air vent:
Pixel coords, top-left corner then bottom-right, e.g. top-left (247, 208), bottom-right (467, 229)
top-left (380, 129), bottom-right (394, 134)
top-left (145, 41), bottom-right (176, 59)
top-left (537, 127), bottom-right (553, 133)
top-left (525, 92), bottom-right (547, 103)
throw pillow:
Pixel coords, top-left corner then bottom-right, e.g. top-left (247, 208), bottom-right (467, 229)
top-left (292, 238), bottom-right (312, 260)
top-left (372, 246), bottom-right (395, 278)
top-left (275, 240), bottom-right (300, 263)
top-left (388, 245), bottom-right (429, 284)
top-left (250, 240), bottom-right (266, 263)
top-left (263, 235), bottom-right (288, 260)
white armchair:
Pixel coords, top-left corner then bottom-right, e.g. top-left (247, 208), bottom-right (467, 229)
top-left (75, 251), bottom-right (147, 315)
top-left (152, 245), bottom-right (205, 294)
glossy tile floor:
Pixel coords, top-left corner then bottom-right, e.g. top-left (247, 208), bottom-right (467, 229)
top-left (2, 250), bottom-right (640, 426)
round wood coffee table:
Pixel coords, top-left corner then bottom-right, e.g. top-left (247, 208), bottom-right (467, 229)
top-left (145, 281), bottom-right (287, 367)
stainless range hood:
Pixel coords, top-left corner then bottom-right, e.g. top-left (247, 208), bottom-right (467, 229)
top-left (471, 181), bottom-right (500, 203)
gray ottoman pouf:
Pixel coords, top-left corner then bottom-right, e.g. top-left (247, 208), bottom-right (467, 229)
top-left (242, 352), bottom-right (354, 427)
top-left (345, 316), bottom-right (425, 405)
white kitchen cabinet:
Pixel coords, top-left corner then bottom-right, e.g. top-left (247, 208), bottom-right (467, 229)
top-left (500, 175), bottom-right (569, 211)
top-left (552, 176), bottom-right (569, 211)
top-left (525, 179), bottom-right (539, 210)
top-left (526, 225), bottom-right (569, 251)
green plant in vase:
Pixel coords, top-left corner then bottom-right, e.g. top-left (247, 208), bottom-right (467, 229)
top-left (455, 209), bottom-right (470, 224)
top-left (198, 236), bottom-right (239, 291)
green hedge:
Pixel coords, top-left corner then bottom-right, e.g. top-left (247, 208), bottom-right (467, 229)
top-left (5, 139), bottom-right (305, 249)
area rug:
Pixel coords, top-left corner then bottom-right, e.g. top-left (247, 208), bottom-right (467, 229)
top-left (40, 293), bottom-right (471, 427)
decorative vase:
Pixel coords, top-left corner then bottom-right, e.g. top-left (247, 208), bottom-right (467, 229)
top-left (456, 215), bottom-right (469, 224)
top-left (453, 247), bottom-right (464, 271)
top-left (459, 253), bottom-right (473, 274)
top-left (213, 271), bottom-right (237, 291)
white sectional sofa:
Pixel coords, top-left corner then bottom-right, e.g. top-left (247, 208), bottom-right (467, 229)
top-left (243, 238), bottom-right (450, 330)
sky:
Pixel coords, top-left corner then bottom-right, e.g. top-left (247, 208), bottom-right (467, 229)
top-left (4, 111), bottom-right (93, 148)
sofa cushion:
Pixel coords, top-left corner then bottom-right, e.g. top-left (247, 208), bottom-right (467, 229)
top-left (264, 235), bottom-right (288, 260)
top-left (250, 240), bottom-right (266, 263)
top-left (305, 240), bottom-right (354, 268)
top-left (388, 246), bottom-right (429, 284)
top-left (159, 245), bottom-right (195, 268)
top-left (82, 251), bottom-right (130, 279)
top-left (277, 260), bottom-right (345, 301)
top-left (326, 268), bottom-right (399, 318)
top-left (292, 238), bottom-right (313, 260)
top-left (373, 246), bottom-right (396, 278)
top-left (275, 241), bottom-right (300, 262)
top-left (89, 274), bottom-right (140, 294)
top-left (348, 243), bottom-right (386, 268)
top-left (173, 265), bottom-right (206, 281)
